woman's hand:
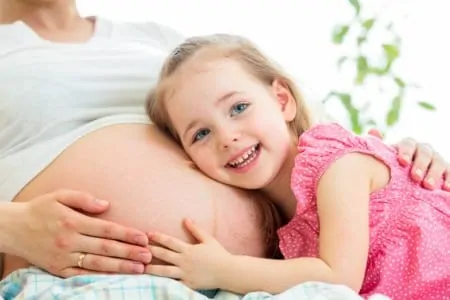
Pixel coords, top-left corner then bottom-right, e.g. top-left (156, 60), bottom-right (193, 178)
top-left (4, 189), bottom-right (152, 277)
top-left (396, 138), bottom-right (449, 190)
top-left (368, 129), bottom-right (450, 190)
top-left (145, 219), bottom-right (231, 290)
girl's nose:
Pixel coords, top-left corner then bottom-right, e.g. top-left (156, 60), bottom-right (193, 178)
top-left (222, 137), bottom-right (239, 149)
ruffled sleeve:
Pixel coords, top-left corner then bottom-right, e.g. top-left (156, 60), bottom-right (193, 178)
top-left (278, 122), bottom-right (393, 258)
top-left (291, 122), bottom-right (382, 213)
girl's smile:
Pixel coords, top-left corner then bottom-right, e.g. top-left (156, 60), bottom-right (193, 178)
top-left (225, 142), bottom-right (261, 172)
top-left (163, 57), bottom-right (298, 193)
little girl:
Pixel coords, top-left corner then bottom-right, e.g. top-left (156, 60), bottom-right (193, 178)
top-left (145, 34), bottom-right (450, 299)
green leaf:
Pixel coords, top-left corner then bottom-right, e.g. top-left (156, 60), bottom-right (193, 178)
top-left (382, 44), bottom-right (400, 64)
top-left (332, 25), bottom-right (350, 44)
top-left (369, 67), bottom-right (388, 76)
top-left (332, 92), bottom-right (362, 133)
top-left (386, 96), bottom-right (402, 126)
top-left (394, 77), bottom-right (405, 88)
top-left (362, 18), bottom-right (375, 31)
top-left (348, 0), bottom-right (361, 15)
top-left (355, 56), bottom-right (369, 85)
top-left (418, 101), bottom-right (436, 110)
top-left (351, 117), bottom-right (363, 134)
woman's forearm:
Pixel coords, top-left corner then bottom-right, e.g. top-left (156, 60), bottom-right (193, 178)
top-left (0, 202), bottom-right (20, 254)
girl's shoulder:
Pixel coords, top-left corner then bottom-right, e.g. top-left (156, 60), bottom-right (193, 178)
top-left (291, 122), bottom-right (393, 209)
top-left (297, 122), bottom-right (360, 151)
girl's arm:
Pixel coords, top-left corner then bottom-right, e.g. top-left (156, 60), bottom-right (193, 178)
top-left (147, 152), bottom-right (375, 294)
top-left (217, 153), bottom-right (372, 294)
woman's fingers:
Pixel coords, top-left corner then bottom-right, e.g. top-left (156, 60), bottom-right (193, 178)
top-left (75, 234), bottom-right (152, 263)
top-left (444, 169), bottom-right (450, 191)
top-left (54, 189), bottom-right (110, 214)
top-left (409, 143), bottom-right (434, 182)
top-left (422, 154), bottom-right (446, 189)
top-left (66, 252), bottom-right (145, 275)
top-left (368, 128), bottom-right (383, 139)
top-left (396, 137), bottom-right (416, 166)
top-left (77, 215), bottom-right (148, 246)
top-left (60, 267), bottom-right (108, 277)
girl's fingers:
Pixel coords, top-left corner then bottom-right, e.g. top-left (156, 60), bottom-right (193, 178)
top-left (145, 264), bottom-right (183, 279)
top-left (149, 232), bottom-right (189, 253)
top-left (183, 219), bottom-right (213, 243)
top-left (149, 245), bottom-right (181, 266)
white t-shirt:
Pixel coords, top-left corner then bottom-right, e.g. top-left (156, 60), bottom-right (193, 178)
top-left (0, 17), bottom-right (184, 202)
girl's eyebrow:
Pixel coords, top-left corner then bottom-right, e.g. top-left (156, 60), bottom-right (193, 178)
top-left (215, 91), bottom-right (242, 107)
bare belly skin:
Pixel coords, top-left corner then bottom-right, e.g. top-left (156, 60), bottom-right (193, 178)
top-left (3, 124), bottom-right (279, 277)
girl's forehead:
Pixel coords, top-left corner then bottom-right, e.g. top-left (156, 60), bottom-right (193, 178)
top-left (166, 60), bottom-right (226, 90)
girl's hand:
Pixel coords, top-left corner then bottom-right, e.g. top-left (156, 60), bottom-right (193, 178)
top-left (7, 189), bottom-right (151, 277)
top-left (368, 129), bottom-right (450, 190)
top-left (145, 219), bottom-right (231, 290)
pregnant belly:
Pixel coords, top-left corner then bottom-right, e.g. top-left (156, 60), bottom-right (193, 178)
top-left (4, 124), bottom-right (271, 276)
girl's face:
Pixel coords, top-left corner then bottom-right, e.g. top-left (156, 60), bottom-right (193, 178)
top-left (165, 58), bottom-right (298, 189)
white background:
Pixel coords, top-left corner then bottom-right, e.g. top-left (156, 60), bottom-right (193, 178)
top-left (78, 0), bottom-right (450, 155)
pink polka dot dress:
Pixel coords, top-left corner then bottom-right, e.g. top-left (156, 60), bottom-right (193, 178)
top-left (277, 123), bottom-right (450, 299)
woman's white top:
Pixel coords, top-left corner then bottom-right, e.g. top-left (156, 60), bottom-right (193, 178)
top-left (0, 17), bottom-right (183, 202)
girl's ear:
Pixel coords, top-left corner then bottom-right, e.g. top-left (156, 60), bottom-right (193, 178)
top-left (272, 79), bottom-right (297, 122)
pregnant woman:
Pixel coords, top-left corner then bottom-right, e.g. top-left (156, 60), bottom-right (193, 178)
top-left (0, 0), bottom-right (448, 280)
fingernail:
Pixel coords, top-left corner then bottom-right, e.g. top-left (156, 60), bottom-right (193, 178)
top-left (132, 263), bottom-right (144, 273)
top-left (134, 235), bottom-right (148, 246)
top-left (444, 182), bottom-right (450, 190)
top-left (414, 168), bottom-right (423, 179)
top-left (95, 198), bottom-right (109, 207)
top-left (138, 252), bottom-right (152, 263)
top-left (401, 155), bottom-right (410, 164)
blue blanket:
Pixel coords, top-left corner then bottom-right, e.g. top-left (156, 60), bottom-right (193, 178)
top-left (0, 268), bottom-right (388, 300)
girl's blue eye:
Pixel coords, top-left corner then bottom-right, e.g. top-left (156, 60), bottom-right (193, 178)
top-left (230, 102), bottom-right (249, 116)
top-left (193, 128), bottom-right (210, 143)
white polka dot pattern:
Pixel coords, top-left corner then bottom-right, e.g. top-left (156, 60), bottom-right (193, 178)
top-left (277, 123), bottom-right (450, 299)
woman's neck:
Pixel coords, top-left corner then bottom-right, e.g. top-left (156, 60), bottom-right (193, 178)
top-left (262, 140), bottom-right (299, 220)
top-left (1, 0), bottom-right (75, 24)
top-left (0, 0), bottom-right (93, 43)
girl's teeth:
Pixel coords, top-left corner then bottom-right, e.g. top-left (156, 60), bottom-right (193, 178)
top-left (229, 145), bottom-right (258, 167)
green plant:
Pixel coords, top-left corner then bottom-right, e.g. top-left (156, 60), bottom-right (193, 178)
top-left (324, 0), bottom-right (435, 134)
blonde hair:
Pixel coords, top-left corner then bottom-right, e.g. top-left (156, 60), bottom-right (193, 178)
top-left (146, 33), bottom-right (313, 143)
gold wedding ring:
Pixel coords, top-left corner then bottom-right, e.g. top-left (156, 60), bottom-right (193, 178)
top-left (77, 253), bottom-right (87, 268)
